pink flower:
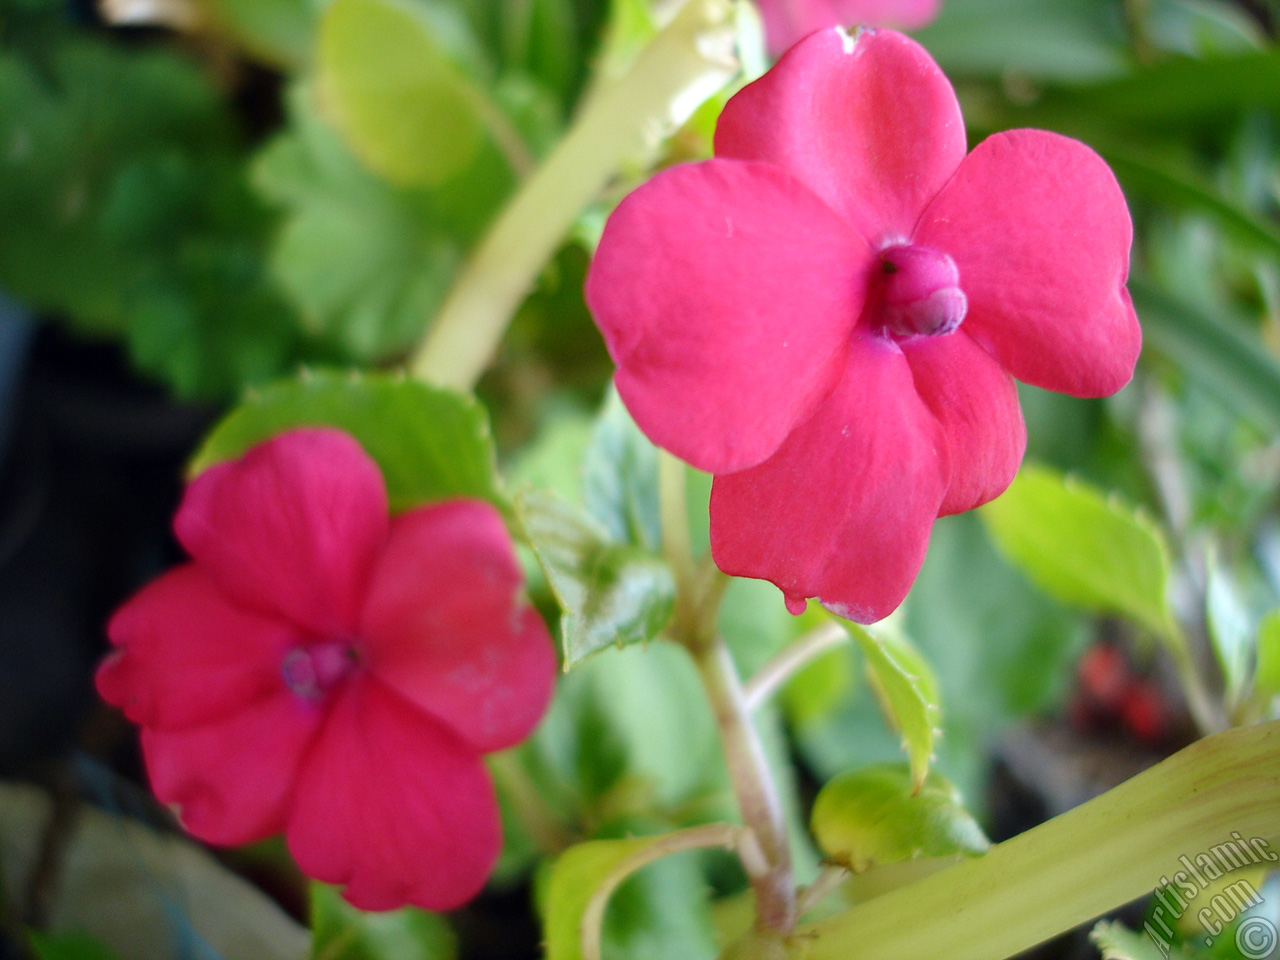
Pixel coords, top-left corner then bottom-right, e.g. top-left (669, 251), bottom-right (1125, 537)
top-left (759, 0), bottom-right (940, 56)
top-left (585, 28), bottom-right (1140, 624)
top-left (96, 428), bottom-right (556, 911)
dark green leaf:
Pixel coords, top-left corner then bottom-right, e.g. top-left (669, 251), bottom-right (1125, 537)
top-left (190, 370), bottom-right (502, 511)
top-left (518, 491), bottom-right (675, 667)
top-left (811, 764), bottom-right (988, 873)
top-left (26, 932), bottom-right (121, 960)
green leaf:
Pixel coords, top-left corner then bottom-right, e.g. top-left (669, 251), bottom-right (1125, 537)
top-left (803, 720), bottom-right (1280, 960)
top-left (542, 826), bottom-right (733, 960)
top-left (310, 883), bottom-right (456, 960)
top-left (980, 465), bottom-right (1178, 638)
top-left (518, 491), bottom-right (675, 668)
top-left (1132, 281), bottom-right (1280, 435)
top-left (252, 84), bottom-right (468, 361)
top-left (1090, 920), bottom-right (1191, 960)
top-left (26, 932), bottom-right (121, 960)
top-left (1206, 559), bottom-right (1254, 707)
top-left (811, 764), bottom-right (989, 873)
top-left (1253, 610), bottom-right (1280, 704)
top-left (318, 0), bottom-right (488, 187)
top-left (201, 0), bottom-right (317, 69)
top-left (189, 370), bottom-right (502, 511)
top-left (581, 387), bottom-right (661, 552)
top-left (781, 645), bottom-right (855, 730)
top-left (848, 622), bottom-right (941, 790)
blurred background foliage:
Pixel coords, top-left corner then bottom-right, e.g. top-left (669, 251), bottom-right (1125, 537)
top-left (4, 0), bottom-right (1280, 959)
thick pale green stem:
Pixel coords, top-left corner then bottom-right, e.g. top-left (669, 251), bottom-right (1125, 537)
top-left (801, 720), bottom-right (1280, 960)
top-left (408, 0), bottom-right (738, 389)
top-left (693, 636), bottom-right (796, 933)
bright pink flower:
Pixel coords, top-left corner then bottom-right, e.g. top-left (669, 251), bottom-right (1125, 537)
top-left (585, 28), bottom-right (1140, 624)
top-left (759, 0), bottom-right (940, 56)
top-left (97, 428), bottom-right (556, 911)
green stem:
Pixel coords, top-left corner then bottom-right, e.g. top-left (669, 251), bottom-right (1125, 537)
top-left (407, 0), bottom-right (738, 389)
top-left (659, 450), bottom-right (697, 595)
top-left (692, 636), bottom-right (796, 934)
top-left (743, 623), bottom-right (849, 713)
top-left (801, 720), bottom-right (1280, 960)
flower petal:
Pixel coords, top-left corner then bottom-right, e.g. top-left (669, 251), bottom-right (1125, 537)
top-left (761, 0), bottom-right (942, 55)
top-left (98, 565), bottom-right (301, 730)
top-left (915, 129), bottom-right (1141, 397)
top-left (175, 428), bottom-right (389, 637)
top-left (710, 336), bottom-right (947, 623)
top-left (142, 691), bottom-right (322, 846)
top-left (902, 332), bottom-right (1026, 516)
top-left (359, 500), bottom-right (557, 754)
top-left (715, 27), bottom-right (966, 246)
top-left (585, 158), bottom-right (867, 474)
top-left (286, 677), bottom-right (500, 912)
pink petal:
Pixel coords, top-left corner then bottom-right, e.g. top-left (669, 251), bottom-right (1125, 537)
top-left (286, 677), bottom-right (500, 912)
top-left (142, 690), bottom-right (323, 846)
top-left (359, 500), bottom-right (557, 754)
top-left (715, 28), bottom-right (966, 246)
top-left (902, 332), bottom-right (1026, 516)
top-left (710, 335), bottom-right (947, 623)
top-left (585, 158), bottom-right (868, 474)
top-left (98, 565), bottom-right (301, 730)
top-left (175, 428), bottom-right (389, 638)
top-left (761, 0), bottom-right (941, 55)
top-left (915, 129), bottom-right (1141, 397)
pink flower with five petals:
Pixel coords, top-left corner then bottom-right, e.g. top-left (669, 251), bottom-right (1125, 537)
top-left (586, 28), bottom-right (1140, 623)
top-left (758, 0), bottom-right (940, 55)
top-left (97, 427), bottom-right (557, 911)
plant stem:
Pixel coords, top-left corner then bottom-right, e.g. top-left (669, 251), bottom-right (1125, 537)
top-left (659, 450), bottom-right (697, 594)
top-left (691, 636), bottom-right (796, 933)
top-left (580, 823), bottom-right (740, 960)
top-left (743, 622), bottom-right (849, 713)
top-left (407, 0), bottom-right (738, 389)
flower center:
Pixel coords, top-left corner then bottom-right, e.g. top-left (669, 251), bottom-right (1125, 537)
top-left (875, 244), bottom-right (967, 339)
top-left (282, 641), bottom-right (358, 703)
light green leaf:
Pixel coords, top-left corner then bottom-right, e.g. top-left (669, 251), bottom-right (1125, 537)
top-left (189, 370), bottom-right (502, 511)
top-left (1253, 610), bottom-right (1280, 704)
top-left (310, 883), bottom-right (456, 960)
top-left (811, 765), bottom-right (988, 873)
top-left (1089, 920), bottom-right (1191, 960)
top-left (980, 465), bottom-right (1178, 638)
top-left (251, 85), bottom-right (471, 362)
top-left (202, 0), bottom-right (317, 69)
top-left (318, 0), bottom-right (487, 186)
top-left (781, 645), bottom-right (855, 730)
top-left (581, 388), bottom-right (661, 551)
top-left (848, 622), bottom-right (941, 790)
top-left (543, 825), bottom-right (734, 960)
top-left (519, 491), bottom-right (675, 668)
top-left (801, 721), bottom-right (1280, 960)
top-left (1206, 559), bottom-right (1254, 707)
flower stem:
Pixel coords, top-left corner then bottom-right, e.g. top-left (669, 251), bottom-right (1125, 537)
top-left (743, 622), bottom-right (849, 713)
top-left (407, 0), bottom-right (738, 390)
top-left (691, 635), bottom-right (796, 933)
